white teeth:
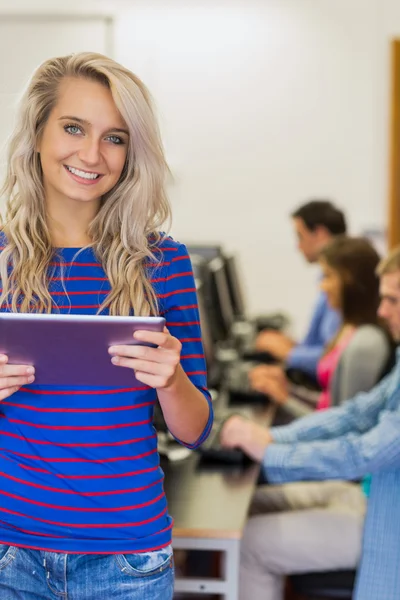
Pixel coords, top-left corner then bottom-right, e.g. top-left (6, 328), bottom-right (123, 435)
top-left (66, 166), bottom-right (100, 180)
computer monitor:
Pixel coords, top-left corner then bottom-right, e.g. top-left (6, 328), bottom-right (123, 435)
top-left (186, 244), bottom-right (224, 262)
top-left (208, 256), bottom-right (235, 342)
top-left (195, 278), bottom-right (215, 372)
top-left (223, 254), bottom-right (246, 318)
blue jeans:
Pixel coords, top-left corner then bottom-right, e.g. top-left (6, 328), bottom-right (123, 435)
top-left (0, 544), bottom-right (174, 599)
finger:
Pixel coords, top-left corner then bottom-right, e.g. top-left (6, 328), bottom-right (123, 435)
top-left (0, 364), bottom-right (35, 378)
top-left (0, 355), bottom-right (8, 365)
top-left (133, 371), bottom-right (167, 388)
top-left (133, 330), bottom-right (180, 350)
top-left (112, 356), bottom-right (175, 378)
top-left (0, 374), bottom-right (35, 389)
top-left (109, 344), bottom-right (179, 365)
top-left (0, 386), bottom-right (21, 401)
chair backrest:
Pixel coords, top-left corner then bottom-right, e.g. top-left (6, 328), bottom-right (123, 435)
top-left (330, 325), bottom-right (392, 407)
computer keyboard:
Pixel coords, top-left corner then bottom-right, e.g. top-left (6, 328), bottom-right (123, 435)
top-left (224, 360), bottom-right (270, 404)
top-left (197, 412), bottom-right (251, 465)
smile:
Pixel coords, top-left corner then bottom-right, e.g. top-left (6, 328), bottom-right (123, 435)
top-left (64, 165), bottom-right (102, 182)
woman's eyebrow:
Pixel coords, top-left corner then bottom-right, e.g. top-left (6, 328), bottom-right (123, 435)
top-left (58, 115), bottom-right (129, 135)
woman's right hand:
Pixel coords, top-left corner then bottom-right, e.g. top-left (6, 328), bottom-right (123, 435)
top-left (0, 355), bottom-right (35, 400)
top-left (249, 364), bottom-right (289, 403)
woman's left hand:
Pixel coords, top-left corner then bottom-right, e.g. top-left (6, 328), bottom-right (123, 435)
top-left (108, 328), bottom-right (182, 389)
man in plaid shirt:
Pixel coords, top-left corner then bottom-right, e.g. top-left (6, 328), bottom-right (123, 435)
top-left (222, 245), bottom-right (400, 600)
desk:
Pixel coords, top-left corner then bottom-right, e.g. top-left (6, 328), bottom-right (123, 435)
top-left (163, 402), bottom-right (275, 600)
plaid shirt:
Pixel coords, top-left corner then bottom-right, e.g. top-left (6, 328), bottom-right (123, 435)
top-left (266, 349), bottom-right (400, 599)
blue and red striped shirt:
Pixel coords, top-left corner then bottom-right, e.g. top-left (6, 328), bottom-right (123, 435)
top-left (0, 236), bottom-right (212, 553)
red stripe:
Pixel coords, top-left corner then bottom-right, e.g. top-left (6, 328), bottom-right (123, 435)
top-left (155, 247), bottom-right (178, 252)
top-left (180, 337), bottom-right (202, 342)
top-left (9, 418), bottom-right (152, 431)
top-left (50, 262), bottom-right (102, 268)
top-left (0, 504), bottom-right (168, 528)
top-left (21, 464), bottom-right (158, 480)
top-left (172, 255), bottom-right (189, 262)
top-left (0, 447), bottom-right (157, 463)
top-left (147, 261), bottom-right (170, 268)
top-left (50, 290), bottom-right (109, 296)
top-left (18, 386), bottom-right (149, 395)
top-left (151, 271), bottom-right (192, 283)
top-left (0, 430), bottom-right (156, 448)
top-left (51, 277), bottom-right (108, 281)
top-left (0, 471), bottom-right (162, 497)
top-left (0, 489), bottom-right (165, 512)
top-left (2, 400), bottom-right (154, 413)
top-left (0, 470), bottom-right (161, 494)
top-left (157, 287), bottom-right (196, 299)
top-left (186, 371), bottom-right (207, 376)
top-left (0, 520), bottom-right (64, 539)
top-left (161, 304), bottom-right (198, 314)
top-left (180, 354), bottom-right (204, 359)
top-left (55, 305), bottom-right (102, 309)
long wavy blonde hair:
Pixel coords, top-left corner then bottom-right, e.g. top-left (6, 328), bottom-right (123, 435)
top-left (0, 52), bottom-right (171, 315)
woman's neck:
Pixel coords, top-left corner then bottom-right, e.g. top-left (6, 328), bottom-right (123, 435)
top-left (46, 194), bottom-right (100, 248)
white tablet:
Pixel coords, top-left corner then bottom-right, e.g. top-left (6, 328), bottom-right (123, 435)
top-left (0, 313), bottom-right (166, 387)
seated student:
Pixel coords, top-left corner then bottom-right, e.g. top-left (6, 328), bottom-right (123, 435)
top-left (220, 245), bottom-right (400, 600)
top-left (256, 200), bottom-right (346, 378)
top-left (250, 236), bottom-right (391, 409)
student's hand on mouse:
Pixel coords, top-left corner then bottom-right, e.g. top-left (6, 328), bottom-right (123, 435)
top-left (109, 328), bottom-right (182, 389)
top-left (0, 354), bottom-right (35, 400)
top-left (249, 365), bottom-right (289, 403)
top-left (220, 415), bottom-right (273, 462)
top-left (250, 364), bottom-right (285, 383)
top-left (255, 330), bottom-right (295, 360)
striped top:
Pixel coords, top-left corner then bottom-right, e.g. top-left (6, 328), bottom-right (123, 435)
top-left (0, 236), bottom-right (212, 554)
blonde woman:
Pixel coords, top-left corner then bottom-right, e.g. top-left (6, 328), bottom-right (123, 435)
top-left (0, 53), bottom-right (212, 599)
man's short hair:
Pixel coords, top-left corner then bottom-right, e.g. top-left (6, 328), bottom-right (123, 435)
top-left (291, 200), bottom-right (347, 235)
top-left (377, 245), bottom-right (400, 277)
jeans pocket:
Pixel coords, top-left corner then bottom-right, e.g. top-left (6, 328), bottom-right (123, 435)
top-left (115, 545), bottom-right (173, 578)
top-left (0, 545), bottom-right (17, 572)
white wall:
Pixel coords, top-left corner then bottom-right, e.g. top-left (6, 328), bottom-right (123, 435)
top-left (111, 0), bottom-right (393, 336)
top-left (0, 0), bottom-right (399, 336)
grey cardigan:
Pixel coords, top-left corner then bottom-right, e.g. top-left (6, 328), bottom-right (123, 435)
top-left (287, 325), bottom-right (391, 415)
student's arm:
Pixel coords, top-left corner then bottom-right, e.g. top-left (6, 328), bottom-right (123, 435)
top-left (153, 242), bottom-right (213, 447)
top-left (221, 367), bottom-right (395, 463)
top-left (110, 242), bottom-right (213, 448)
top-left (270, 367), bottom-right (394, 444)
top-left (286, 292), bottom-right (340, 376)
top-left (265, 404), bottom-right (400, 483)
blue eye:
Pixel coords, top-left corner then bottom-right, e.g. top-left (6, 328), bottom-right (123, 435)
top-left (106, 135), bottom-right (124, 145)
top-left (64, 124), bottom-right (82, 135)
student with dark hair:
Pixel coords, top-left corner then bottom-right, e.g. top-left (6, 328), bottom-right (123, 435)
top-left (256, 199), bottom-right (346, 378)
top-left (291, 200), bottom-right (347, 237)
top-left (251, 236), bottom-right (390, 409)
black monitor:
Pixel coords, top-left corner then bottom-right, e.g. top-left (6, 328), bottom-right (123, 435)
top-left (186, 244), bottom-right (224, 262)
top-left (195, 278), bottom-right (215, 372)
top-left (223, 255), bottom-right (246, 318)
top-left (208, 256), bottom-right (235, 342)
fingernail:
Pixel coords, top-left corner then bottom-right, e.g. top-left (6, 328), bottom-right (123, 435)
top-left (108, 347), bottom-right (116, 354)
top-left (27, 376), bottom-right (35, 383)
top-left (26, 367), bottom-right (35, 375)
top-left (111, 356), bottom-right (119, 364)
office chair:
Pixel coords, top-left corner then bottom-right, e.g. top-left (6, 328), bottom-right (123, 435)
top-left (289, 569), bottom-right (356, 599)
